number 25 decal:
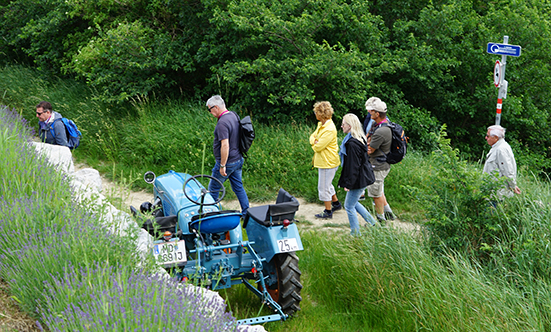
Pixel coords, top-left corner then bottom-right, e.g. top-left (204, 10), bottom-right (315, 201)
top-left (279, 239), bottom-right (291, 252)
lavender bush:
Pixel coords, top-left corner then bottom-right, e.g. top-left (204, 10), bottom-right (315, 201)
top-left (0, 195), bottom-right (139, 313)
top-left (0, 105), bottom-right (243, 331)
top-left (40, 264), bottom-right (239, 331)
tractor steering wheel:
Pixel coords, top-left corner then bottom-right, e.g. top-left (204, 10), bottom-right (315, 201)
top-left (183, 175), bottom-right (226, 206)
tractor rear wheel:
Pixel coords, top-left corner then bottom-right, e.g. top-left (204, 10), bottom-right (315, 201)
top-left (265, 252), bottom-right (302, 316)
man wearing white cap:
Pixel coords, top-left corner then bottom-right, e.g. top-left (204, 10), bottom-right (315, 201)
top-left (365, 97), bottom-right (397, 223)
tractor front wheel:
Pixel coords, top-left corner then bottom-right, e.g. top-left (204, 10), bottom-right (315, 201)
top-left (264, 252), bottom-right (303, 316)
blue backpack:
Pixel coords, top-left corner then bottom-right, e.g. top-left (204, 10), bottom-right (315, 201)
top-left (49, 118), bottom-right (82, 150)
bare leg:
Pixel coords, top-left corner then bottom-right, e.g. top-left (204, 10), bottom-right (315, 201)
top-left (373, 196), bottom-right (385, 215)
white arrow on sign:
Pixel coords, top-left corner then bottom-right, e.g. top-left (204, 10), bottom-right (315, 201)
top-left (493, 60), bottom-right (502, 87)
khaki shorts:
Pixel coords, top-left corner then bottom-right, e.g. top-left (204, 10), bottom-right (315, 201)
top-left (367, 169), bottom-right (390, 198)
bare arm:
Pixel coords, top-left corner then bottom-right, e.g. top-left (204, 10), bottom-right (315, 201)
top-left (219, 139), bottom-right (229, 176)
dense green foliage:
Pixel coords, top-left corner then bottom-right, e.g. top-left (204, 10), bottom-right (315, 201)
top-left (4, 0), bottom-right (551, 173)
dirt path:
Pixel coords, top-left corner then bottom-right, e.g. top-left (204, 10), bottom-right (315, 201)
top-left (222, 198), bottom-right (419, 233)
top-left (88, 164), bottom-right (419, 234)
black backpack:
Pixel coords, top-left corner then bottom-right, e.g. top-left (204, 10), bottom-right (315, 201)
top-left (376, 121), bottom-right (407, 164)
top-left (232, 111), bottom-right (255, 158)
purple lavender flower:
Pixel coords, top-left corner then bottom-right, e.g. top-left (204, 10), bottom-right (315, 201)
top-left (40, 265), bottom-right (240, 331)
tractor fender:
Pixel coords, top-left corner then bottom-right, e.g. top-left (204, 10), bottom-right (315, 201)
top-left (245, 220), bottom-right (303, 263)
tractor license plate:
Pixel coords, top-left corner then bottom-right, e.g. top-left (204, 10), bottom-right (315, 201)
top-left (277, 238), bottom-right (299, 252)
top-left (151, 241), bottom-right (187, 266)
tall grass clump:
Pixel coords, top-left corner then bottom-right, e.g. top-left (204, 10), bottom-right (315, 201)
top-left (295, 230), bottom-right (540, 331)
top-left (0, 105), bottom-right (241, 331)
top-left (83, 96), bottom-right (324, 202)
top-left (377, 150), bottom-right (435, 222)
top-left (482, 173), bottom-right (551, 281)
top-left (479, 175), bottom-right (551, 330)
top-left (404, 125), bottom-right (551, 276)
top-left (0, 64), bottom-right (127, 162)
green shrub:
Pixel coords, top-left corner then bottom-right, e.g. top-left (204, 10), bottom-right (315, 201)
top-left (6, 1), bottom-right (551, 176)
top-left (404, 125), bottom-right (507, 260)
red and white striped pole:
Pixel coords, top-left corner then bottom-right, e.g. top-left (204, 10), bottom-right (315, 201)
top-left (495, 97), bottom-right (503, 126)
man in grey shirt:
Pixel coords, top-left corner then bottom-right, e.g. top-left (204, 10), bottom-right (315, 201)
top-left (206, 95), bottom-right (250, 216)
top-left (36, 101), bottom-right (70, 148)
top-left (365, 97), bottom-right (397, 223)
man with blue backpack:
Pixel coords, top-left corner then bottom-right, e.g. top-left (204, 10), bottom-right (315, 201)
top-left (36, 101), bottom-right (81, 150)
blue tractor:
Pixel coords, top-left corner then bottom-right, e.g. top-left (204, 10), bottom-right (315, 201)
top-left (131, 170), bottom-right (303, 324)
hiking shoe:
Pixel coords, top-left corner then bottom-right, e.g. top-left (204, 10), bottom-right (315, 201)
top-left (315, 210), bottom-right (333, 219)
top-left (376, 217), bottom-right (387, 227)
top-left (384, 211), bottom-right (397, 221)
top-left (331, 202), bottom-right (342, 212)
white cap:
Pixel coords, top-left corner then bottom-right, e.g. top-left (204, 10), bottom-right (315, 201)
top-left (365, 97), bottom-right (387, 113)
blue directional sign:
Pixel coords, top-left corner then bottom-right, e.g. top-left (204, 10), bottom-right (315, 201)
top-left (487, 43), bottom-right (522, 57)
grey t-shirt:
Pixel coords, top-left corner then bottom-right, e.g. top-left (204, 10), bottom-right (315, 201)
top-left (368, 124), bottom-right (391, 171)
top-left (213, 111), bottom-right (241, 164)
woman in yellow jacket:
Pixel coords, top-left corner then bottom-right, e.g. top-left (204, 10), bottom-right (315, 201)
top-left (310, 101), bottom-right (342, 219)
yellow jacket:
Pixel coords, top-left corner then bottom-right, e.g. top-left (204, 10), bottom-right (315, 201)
top-left (310, 119), bottom-right (340, 168)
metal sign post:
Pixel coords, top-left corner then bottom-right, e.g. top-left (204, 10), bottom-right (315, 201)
top-left (486, 36), bottom-right (522, 125)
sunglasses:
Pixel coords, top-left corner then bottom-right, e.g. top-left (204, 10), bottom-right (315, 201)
top-left (208, 105), bottom-right (216, 112)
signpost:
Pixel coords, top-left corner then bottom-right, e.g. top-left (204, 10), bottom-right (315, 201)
top-left (487, 36), bottom-right (522, 125)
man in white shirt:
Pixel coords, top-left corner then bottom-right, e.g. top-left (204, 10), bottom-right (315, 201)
top-left (483, 125), bottom-right (521, 197)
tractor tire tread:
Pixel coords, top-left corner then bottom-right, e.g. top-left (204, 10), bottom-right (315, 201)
top-left (273, 253), bottom-right (302, 316)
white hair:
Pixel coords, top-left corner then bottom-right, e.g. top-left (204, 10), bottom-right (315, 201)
top-left (487, 125), bottom-right (505, 139)
top-left (206, 95), bottom-right (226, 110)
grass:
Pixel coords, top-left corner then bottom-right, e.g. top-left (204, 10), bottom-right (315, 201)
top-left (218, 227), bottom-right (542, 331)
top-left (258, 229), bottom-right (540, 332)
top-left (4, 64), bottom-right (551, 331)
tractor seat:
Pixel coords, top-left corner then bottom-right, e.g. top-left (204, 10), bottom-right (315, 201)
top-left (141, 215), bottom-right (178, 237)
top-left (243, 188), bottom-right (299, 228)
top-left (190, 210), bottom-right (242, 234)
